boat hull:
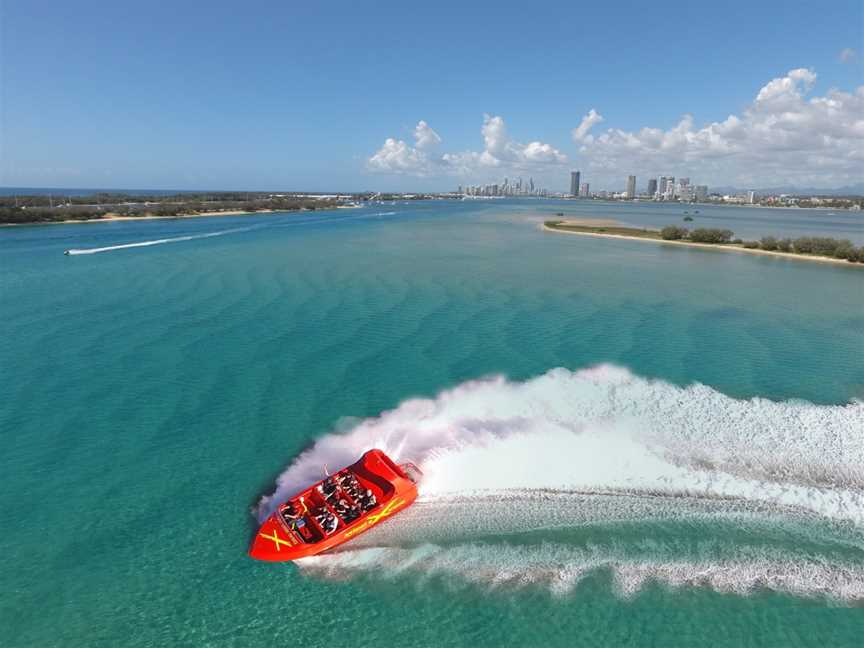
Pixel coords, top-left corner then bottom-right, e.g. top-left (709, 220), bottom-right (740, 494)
top-left (249, 449), bottom-right (419, 562)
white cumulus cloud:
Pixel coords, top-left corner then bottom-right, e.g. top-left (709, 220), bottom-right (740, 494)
top-left (576, 68), bottom-right (864, 187)
top-left (367, 136), bottom-right (430, 174)
top-left (366, 68), bottom-right (862, 188)
top-left (413, 120), bottom-right (441, 149)
top-left (572, 108), bottom-right (604, 142)
top-left (367, 120), bottom-right (440, 175)
top-left (367, 115), bottom-right (566, 176)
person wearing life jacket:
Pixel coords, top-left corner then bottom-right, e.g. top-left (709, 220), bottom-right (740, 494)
top-left (344, 503), bottom-right (361, 523)
top-left (281, 502), bottom-right (306, 529)
top-left (334, 499), bottom-right (350, 518)
top-left (360, 489), bottom-right (377, 511)
top-left (320, 477), bottom-right (338, 503)
top-left (315, 506), bottom-right (339, 534)
top-left (322, 512), bottom-right (338, 534)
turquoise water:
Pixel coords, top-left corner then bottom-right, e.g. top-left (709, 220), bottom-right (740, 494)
top-left (1, 200), bottom-right (863, 646)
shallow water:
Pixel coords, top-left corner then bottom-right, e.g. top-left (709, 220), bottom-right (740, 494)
top-left (1, 200), bottom-right (862, 646)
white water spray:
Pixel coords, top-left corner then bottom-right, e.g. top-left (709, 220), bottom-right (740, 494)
top-left (257, 365), bottom-right (864, 599)
top-left (64, 224), bottom-right (259, 255)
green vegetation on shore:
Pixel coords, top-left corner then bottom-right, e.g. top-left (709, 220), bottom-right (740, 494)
top-left (0, 192), bottom-right (347, 225)
top-left (0, 191), bottom-right (451, 225)
top-left (545, 221), bottom-right (864, 264)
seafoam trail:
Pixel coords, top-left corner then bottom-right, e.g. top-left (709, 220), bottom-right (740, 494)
top-left (257, 365), bottom-right (864, 599)
top-left (64, 225), bottom-right (260, 255)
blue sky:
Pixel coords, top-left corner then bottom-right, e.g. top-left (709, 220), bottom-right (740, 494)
top-left (2, 0), bottom-right (862, 192)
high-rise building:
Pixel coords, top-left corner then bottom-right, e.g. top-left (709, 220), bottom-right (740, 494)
top-left (625, 175), bottom-right (636, 199)
top-left (747, 190), bottom-right (756, 204)
top-left (570, 171), bottom-right (581, 197)
top-left (580, 183), bottom-right (589, 197)
top-left (647, 178), bottom-right (658, 197)
top-left (695, 185), bottom-right (708, 201)
top-left (663, 177), bottom-right (676, 200)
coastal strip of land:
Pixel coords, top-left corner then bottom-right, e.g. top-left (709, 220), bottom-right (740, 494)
top-left (543, 219), bottom-right (864, 268)
top-left (0, 190), bottom-right (401, 227)
top-left (0, 208), bottom-right (287, 227)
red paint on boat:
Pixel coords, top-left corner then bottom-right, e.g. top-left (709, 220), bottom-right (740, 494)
top-left (249, 449), bottom-right (421, 562)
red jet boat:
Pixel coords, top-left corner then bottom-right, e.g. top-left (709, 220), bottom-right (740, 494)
top-left (249, 449), bottom-right (421, 562)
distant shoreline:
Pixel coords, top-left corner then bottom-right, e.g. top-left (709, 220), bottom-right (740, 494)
top-left (0, 207), bottom-right (365, 228)
top-left (542, 220), bottom-right (863, 269)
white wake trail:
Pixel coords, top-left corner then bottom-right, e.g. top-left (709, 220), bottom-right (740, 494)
top-left (257, 365), bottom-right (864, 599)
top-left (257, 365), bottom-right (864, 525)
top-left (299, 543), bottom-right (864, 601)
top-left (64, 225), bottom-right (258, 255)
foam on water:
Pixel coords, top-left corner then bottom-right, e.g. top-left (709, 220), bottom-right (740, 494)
top-left (257, 365), bottom-right (864, 598)
top-left (64, 209), bottom-right (403, 255)
top-left (298, 543), bottom-right (864, 600)
top-left (64, 224), bottom-right (259, 255)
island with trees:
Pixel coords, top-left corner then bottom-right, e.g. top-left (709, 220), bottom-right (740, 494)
top-left (544, 219), bottom-right (864, 266)
top-left (0, 191), bottom-right (453, 226)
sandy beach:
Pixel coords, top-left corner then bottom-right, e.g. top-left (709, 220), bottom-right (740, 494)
top-left (543, 220), bottom-right (863, 269)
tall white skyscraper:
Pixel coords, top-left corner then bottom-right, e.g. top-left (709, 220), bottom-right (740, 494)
top-left (663, 177), bottom-right (676, 200)
top-left (625, 175), bottom-right (636, 198)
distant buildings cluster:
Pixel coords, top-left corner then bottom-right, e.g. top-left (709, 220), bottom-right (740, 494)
top-left (459, 177), bottom-right (549, 197)
top-left (453, 171), bottom-right (861, 209)
top-left (649, 176), bottom-right (710, 202)
top-left (569, 170), bottom-right (710, 203)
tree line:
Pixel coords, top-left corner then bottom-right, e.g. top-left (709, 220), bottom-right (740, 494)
top-left (660, 226), bottom-right (864, 263)
top-left (0, 194), bottom-right (344, 224)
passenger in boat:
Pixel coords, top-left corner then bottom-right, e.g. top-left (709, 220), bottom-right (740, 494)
top-left (340, 474), bottom-right (361, 499)
top-left (360, 489), bottom-right (377, 511)
top-left (339, 472), bottom-right (358, 490)
top-left (320, 477), bottom-right (339, 503)
top-left (313, 507), bottom-right (338, 534)
top-left (344, 503), bottom-right (361, 523)
top-left (325, 516), bottom-right (337, 534)
top-left (334, 499), bottom-right (350, 517)
top-left (281, 503), bottom-right (307, 531)
top-left (323, 512), bottom-right (338, 534)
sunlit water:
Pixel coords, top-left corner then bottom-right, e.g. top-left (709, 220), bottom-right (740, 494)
top-left (1, 200), bottom-right (862, 646)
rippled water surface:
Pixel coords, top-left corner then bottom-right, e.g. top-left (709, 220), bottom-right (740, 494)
top-left (1, 200), bottom-right (862, 646)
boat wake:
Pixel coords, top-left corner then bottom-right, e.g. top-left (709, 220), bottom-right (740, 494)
top-left (257, 365), bottom-right (864, 600)
top-left (298, 541), bottom-right (864, 600)
top-left (64, 208), bottom-right (403, 255)
top-left (63, 224), bottom-right (259, 255)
